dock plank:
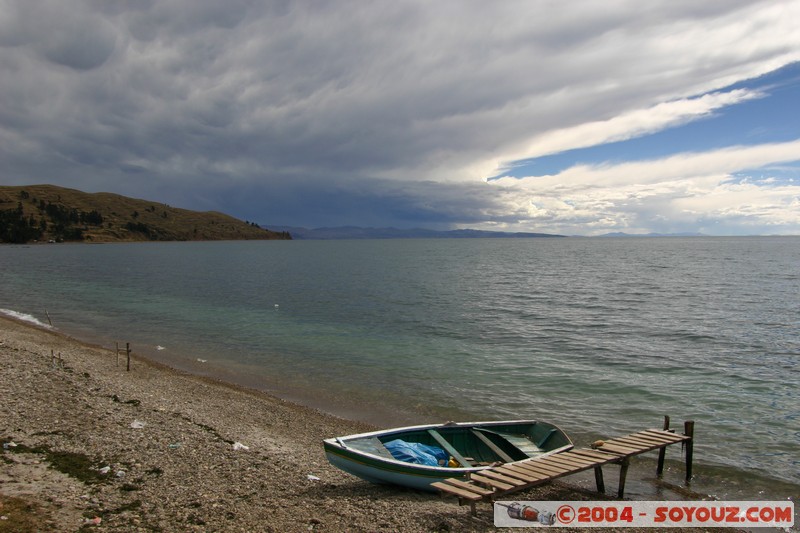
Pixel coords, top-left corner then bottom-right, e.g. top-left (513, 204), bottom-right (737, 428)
top-left (471, 473), bottom-right (514, 492)
top-left (494, 465), bottom-right (548, 483)
top-left (643, 429), bottom-right (690, 442)
top-left (569, 449), bottom-right (620, 463)
top-left (612, 435), bottom-right (666, 448)
top-left (548, 452), bottom-right (603, 467)
top-left (441, 478), bottom-right (494, 496)
top-left (431, 481), bottom-right (484, 501)
top-left (510, 462), bottom-right (561, 479)
top-left (479, 470), bottom-right (527, 487)
top-left (597, 443), bottom-right (642, 455)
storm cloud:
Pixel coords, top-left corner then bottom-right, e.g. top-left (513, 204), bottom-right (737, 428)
top-left (1, 0), bottom-right (799, 233)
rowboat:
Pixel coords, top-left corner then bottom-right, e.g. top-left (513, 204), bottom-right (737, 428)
top-left (323, 420), bottom-right (573, 492)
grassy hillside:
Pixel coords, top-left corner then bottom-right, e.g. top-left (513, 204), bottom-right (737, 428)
top-left (0, 185), bottom-right (291, 243)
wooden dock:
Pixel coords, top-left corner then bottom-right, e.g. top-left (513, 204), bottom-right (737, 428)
top-left (432, 418), bottom-right (694, 516)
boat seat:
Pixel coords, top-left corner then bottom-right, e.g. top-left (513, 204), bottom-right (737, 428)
top-left (474, 428), bottom-right (543, 457)
top-left (427, 429), bottom-right (475, 467)
top-left (346, 437), bottom-right (396, 460)
top-left (469, 429), bottom-right (514, 462)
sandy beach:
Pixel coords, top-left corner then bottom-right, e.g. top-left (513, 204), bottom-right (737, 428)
top-left (1, 315), bottom-right (747, 532)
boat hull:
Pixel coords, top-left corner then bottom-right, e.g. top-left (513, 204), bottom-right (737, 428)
top-left (325, 447), bottom-right (472, 491)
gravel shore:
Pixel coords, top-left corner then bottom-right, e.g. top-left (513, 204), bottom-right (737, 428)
top-left (0, 316), bottom-right (744, 532)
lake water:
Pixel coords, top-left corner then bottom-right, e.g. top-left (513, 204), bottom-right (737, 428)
top-left (1, 237), bottom-right (798, 506)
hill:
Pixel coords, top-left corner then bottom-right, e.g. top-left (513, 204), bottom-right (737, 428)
top-left (0, 185), bottom-right (291, 243)
top-left (266, 225), bottom-right (564, 239)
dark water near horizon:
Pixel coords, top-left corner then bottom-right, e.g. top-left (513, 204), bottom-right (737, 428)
top-left (1, 237), bottom-right (798, 508)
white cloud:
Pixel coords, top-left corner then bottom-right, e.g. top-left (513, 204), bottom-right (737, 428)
top-left (486, 140), bottom-right (800, 234)
top-left (491, 89), bottom-right (765, 175)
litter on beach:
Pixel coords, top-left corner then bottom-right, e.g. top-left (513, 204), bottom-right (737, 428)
top-left (130, 420), bottom-right (146, 429)
top-left (232, 442), bottom-right (249, 451)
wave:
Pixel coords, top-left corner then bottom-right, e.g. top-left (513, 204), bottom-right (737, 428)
top-left (0, 309), bottom-right (53, 329)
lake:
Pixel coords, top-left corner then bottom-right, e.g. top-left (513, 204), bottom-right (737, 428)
top-left (1, 237), bottom-right (798, 504)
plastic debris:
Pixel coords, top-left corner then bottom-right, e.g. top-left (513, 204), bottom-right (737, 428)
top-left (156, 345), bottom-right (166, 351)
top-left (84, 516), bottom-right (102, 526)
top-left (2, 441), bottom-right (17, 450)
top-left (232, 442), bottom-right (249, 451)
top-left (115, 470), bottom-right (126, 478)
top-left (196, 358), bottom-right (207, 363)
top-left (130, 420), bottom-right (146, 429)
top-left (98, 466), bottom-right (111, 475)
top-left (168, 443), bottom-right (181, 449)
top-left (307, 474), bottom-right (320, 481)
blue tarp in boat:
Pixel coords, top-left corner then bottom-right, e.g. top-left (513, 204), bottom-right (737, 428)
top-left (384, 439), bottom-right (448, 466)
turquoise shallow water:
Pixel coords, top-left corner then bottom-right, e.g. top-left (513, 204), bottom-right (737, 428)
top-left (1, 237), bottom-right (798, 504)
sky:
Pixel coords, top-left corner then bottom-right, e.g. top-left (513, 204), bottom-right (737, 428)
top-left (1, 1), bottom-right (800, 236)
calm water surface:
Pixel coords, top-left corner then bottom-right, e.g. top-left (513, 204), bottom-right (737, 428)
top-left (1, 237), bottom-right (798, 504)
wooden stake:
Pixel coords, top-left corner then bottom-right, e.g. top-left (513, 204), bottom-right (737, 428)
top-left (116, 342), bottom-right (119, 367)
top-left (594, 465), bottom-right (605, 493)
top-left (656, 415), bottom-right (670, 476)
top-left (126, 343), bottom-right (131, 372)
top-left (617, 458), bottom-right (630, 498)
top-left (684, 420), bottom-right (695, 481)
top-left (44, 309), bottom-right (52, 327)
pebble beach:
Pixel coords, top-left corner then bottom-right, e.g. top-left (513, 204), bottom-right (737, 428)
top-left (0, 315), bottom-right (748, 532)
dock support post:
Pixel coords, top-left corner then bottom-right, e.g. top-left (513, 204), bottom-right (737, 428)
top-left (684, 420), bottom-right (694, 481)
top-left (657, 415), bottom-right (670, 476)
top-left (617, 458), bottom-right (630, 498)
top-left (594, 466), bottom-right (605, 493)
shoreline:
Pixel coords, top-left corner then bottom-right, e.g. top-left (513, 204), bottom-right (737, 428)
top-left (0, 315), bottom-right (750, 532)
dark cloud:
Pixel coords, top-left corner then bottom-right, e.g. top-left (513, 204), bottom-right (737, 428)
top-left (0, 0), bottom-right (797, 233)
top-left (0, 1), bottom-right (117, 70)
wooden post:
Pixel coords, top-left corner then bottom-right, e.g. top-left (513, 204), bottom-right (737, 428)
top-left (617, 458), bottom-right (630, 498)
top-left (44, 309), bottom-right (52, 327)
top-left (594, 465), bottom-right (605, 493)
top-left (126, 343), bottom-right (131, 372)
top-left (657, 415), bottom-right (670, 476)
top-left (116, 342), bottom-right (119, 367)
top-left (684, 420), bottom-right (694, 481)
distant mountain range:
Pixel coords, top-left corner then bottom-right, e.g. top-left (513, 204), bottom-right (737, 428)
top-left (264, 226), bottom-right (710, 240)
top-left (595, 232), bottom-right (706, 237)
top-left (265, 225), bottom-right (565, 240)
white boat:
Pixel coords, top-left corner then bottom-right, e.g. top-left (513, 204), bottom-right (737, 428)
top-left (323, 420), bottom-right (573, 492)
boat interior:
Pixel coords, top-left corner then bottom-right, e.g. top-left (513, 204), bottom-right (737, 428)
top-left (344, 422), bottom-right (571, 467)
